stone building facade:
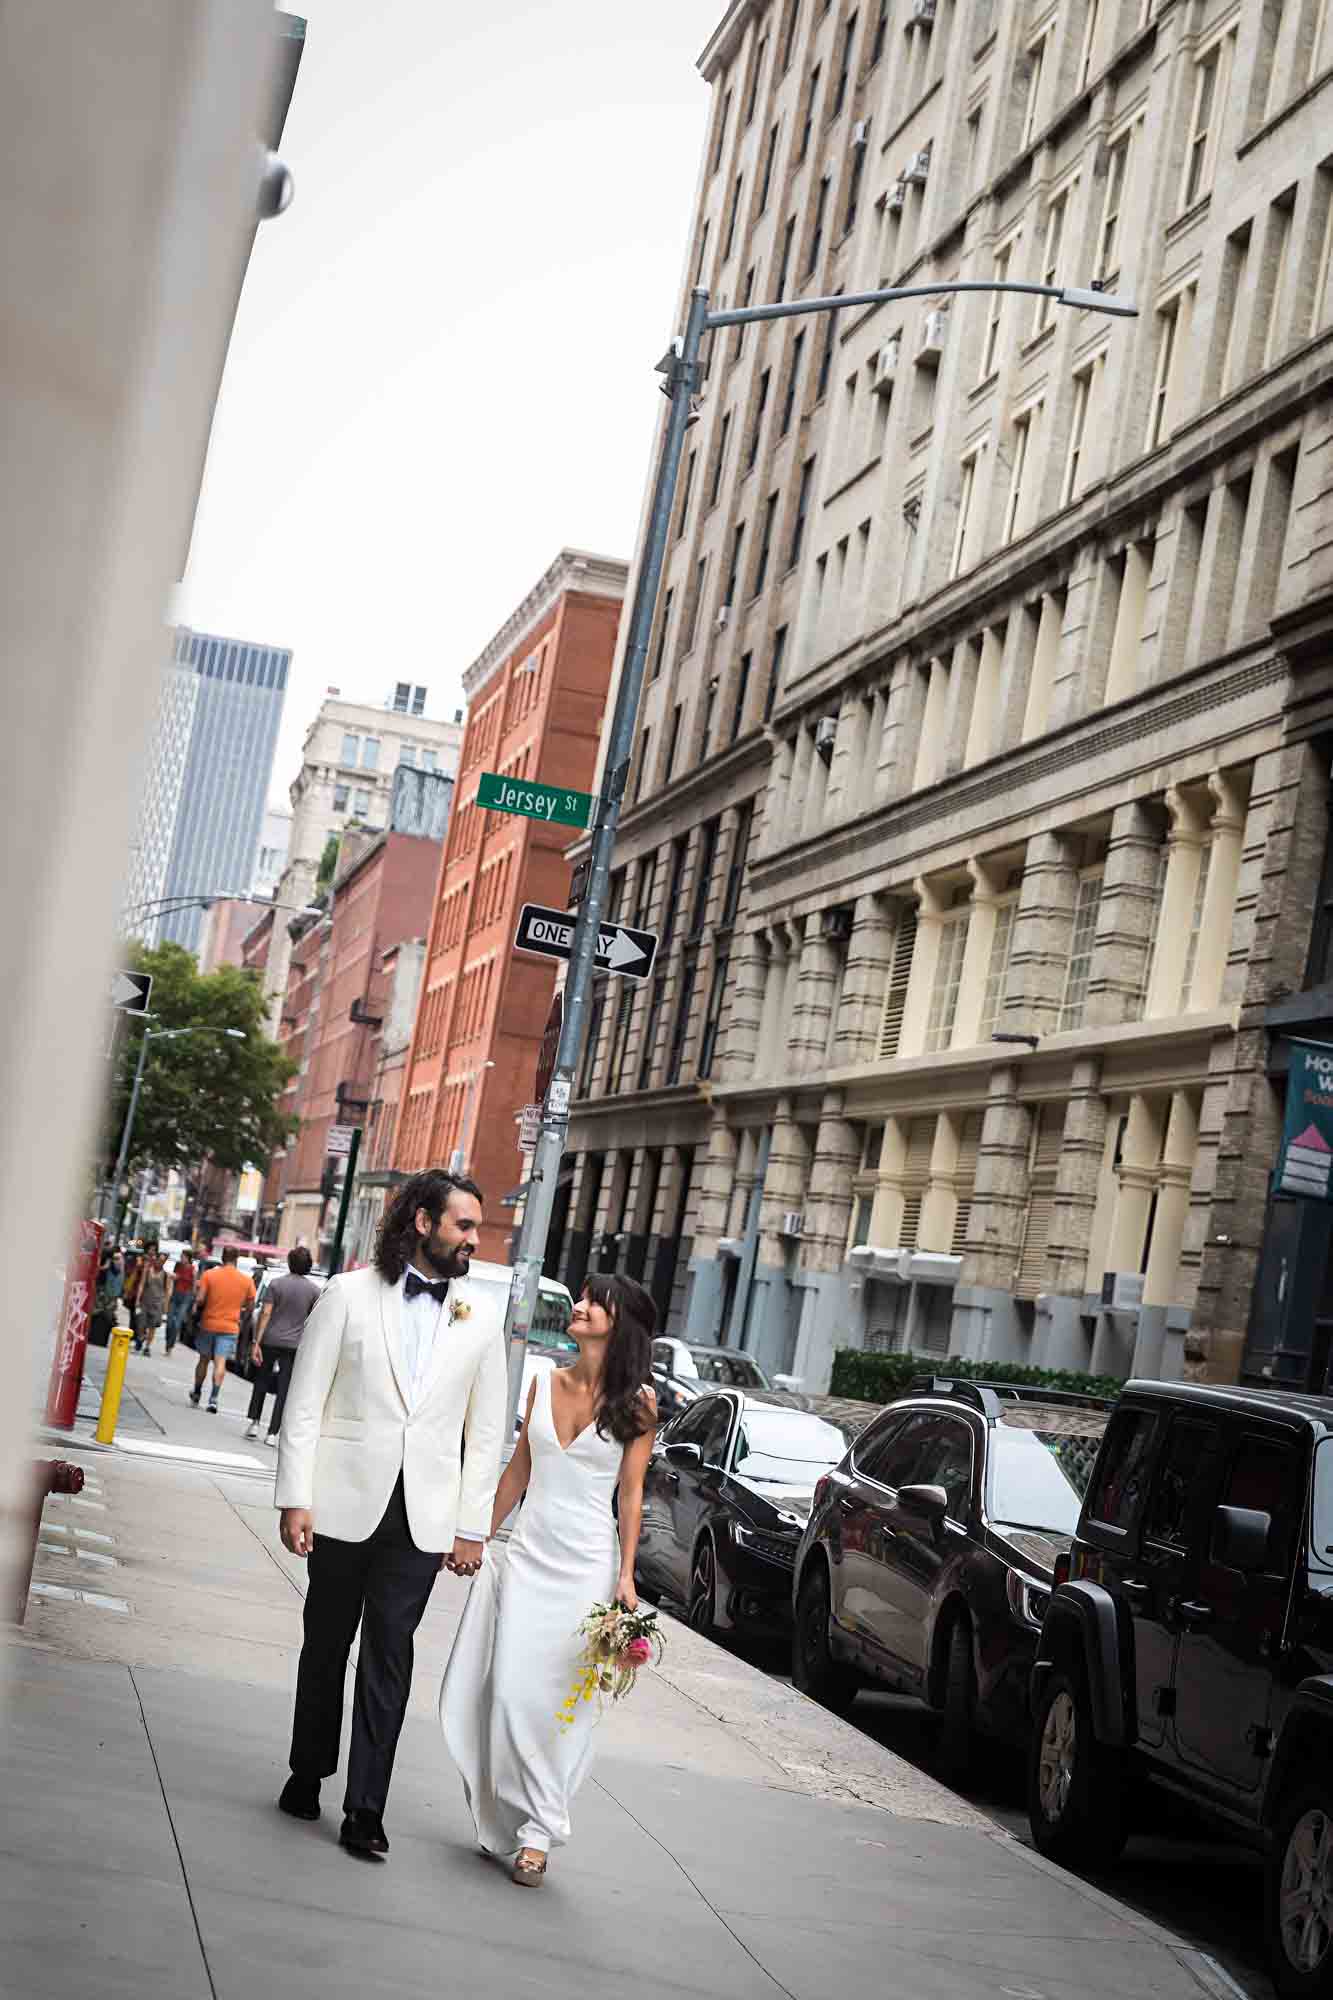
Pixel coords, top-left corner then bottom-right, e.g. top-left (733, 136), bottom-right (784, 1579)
top-left (560, 0), bottom-right (1333, 1384)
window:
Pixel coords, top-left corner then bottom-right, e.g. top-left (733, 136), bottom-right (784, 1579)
top-left (980, 902), bottom-right (1017, 1038)
top-left (722, 173), bottom-right (744, 264)
top-left (333, 784), bottom-right (350, 812)
top-left (816, 300), bottom-right (840, 399)
top-left (730, 653), bottom-right (753, 742)
top-left (634, 727), bottom-right (652, 803)
top-left (877, 906), bottom-right (917, 1059)
top-left (1147, 293), bottom-right (1184, 449)
top-left (780, 331), bottom-right (805, 432)
top-left (745, 34), bottom-right (767, 125)
top-left (1078, 0), bottom-right (1101, 90)
top-left (799, 65), bottom-right (821, 160)
top-left (1003, 405), bottom-right (1037, 542)
top-left (361, 736), bottom-right (380, 770)
top-left (690, 820), bottom-right (720, 936)
top-left (341, 732), bottom-right (360, 766)
top-left (665, 962), bottom-right (698, 1084)
top-left (700, 677), bottom-right (719, 754)
top-left (652, 588), bottom-right (674, 681)
top-left (695, 218), bottom-right (711, 285)
top-left (733, 265), bottom-right (756, 365)
top-left (832, 13), bottom-right (857, 116)
top-left (1014, 1105), bottom-right (1062, 1299)
top-left (748, 369), bottom-right (770, 470)
top-left (353, 787), bottom-right (371, 817)
top-left (775, 216), bottom-right (796, 300)
top-left (950, 450), bottom-right (980, 577)
top-left (764, 625), bottom-right (789, 720)
top-left (684, 555), bottom-right (708, 650)
top-left (1183, 37), bottom-right (1230, 210)
top-left (1263, 192), bottom-right (1296, 369)
top-left (844, 132), bottom-right (868, 234)
top-left (782, 0), bottom-right (801, 71)
top-left (754, 491), bottom-right (778, 594)
top-left (665, 703), bottom-right (684, 781)
top-left (659, 837), bottom-right (689, 956)
top-left (871, 0), bottom-right (888, 66)
top-left (1099, 129), bottom-right (1131, 278)
top-left (676, 450), bottom-right (696, 540)
top-left (1034, 191), bottom-right (1067, 335)
top-left (926, 910), bottom-right (969, 1051)
top-left (1144, 1420), bottom-right (1218, 1550)
top-left (637, 976), bottom-right (667, 1089)
top-left (758, 124), bottom-right (780, 215)
top-left (1223, 1434), bottom-right (1300, 1573)
top-left (580, 994), bottom-right (606, 1093)
top-left (712, 89), bottom-right (732, 174)
top-left (1064, 363), bottom-right (1095, 503)
top-left (1088, 1409), bottom-right (1158, 1532)
top-left (980, 241), bottom-right (1012, 378)
top-left (606, 986), bottom-right (637, 1094)
top-left (912, 1417), bottom-right (974, 1521)
top-left (721, 805), bottom-right (751, 924)
top-left (698, 953), bottom-right (730, 1077)
top-left (709, 411), bottom-right (732, 508)
top-left (1060, 871), bottom-right (1103, 1030)
top-left (725, 520), bottom-right (745, 606)
top-left (806, 177), bottom-right (830, 275)
top-left (393, 682), bottom-right (412, 713)
top-left (789, 457), bottom-right (815, 566)
top-left (421, 748), bottom-right (438, 773)
top-left (634, 850), bottom-right (659, 930)
top-left (1021, 32), bottom-right (1048, 149)
top-left (398, 745), bottom-right (417, 767)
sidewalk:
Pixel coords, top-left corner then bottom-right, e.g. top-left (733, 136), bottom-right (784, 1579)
top-left (6, 1345), bottom-right (1244, 2000)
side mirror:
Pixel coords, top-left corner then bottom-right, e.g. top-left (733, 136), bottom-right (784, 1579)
top-left (1212, 1503), bottom-right (1271, 1573)
top-left (664, 1441), bottom-right (703, 1470)
top-left (897, 1482), bottom-right (949, 1524)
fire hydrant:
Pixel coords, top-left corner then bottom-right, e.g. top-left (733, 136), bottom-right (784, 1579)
top-left (95, 1305), bottom-right (133, 1447)
top-left (10, 1459), bottom-right (85, 1624)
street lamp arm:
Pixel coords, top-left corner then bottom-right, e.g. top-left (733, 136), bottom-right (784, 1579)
top-left (703, 276), bottom-right (1136, 332)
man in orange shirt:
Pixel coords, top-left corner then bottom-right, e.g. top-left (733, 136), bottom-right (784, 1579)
top-left (190, 1245), bottom-right (257, 1415)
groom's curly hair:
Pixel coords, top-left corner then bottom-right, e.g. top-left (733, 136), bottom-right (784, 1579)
top-left (375, 1169), bottom-right (483, 1284)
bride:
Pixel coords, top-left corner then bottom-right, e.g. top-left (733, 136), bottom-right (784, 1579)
top-left (440, 1272), bottom-right (657, 1885)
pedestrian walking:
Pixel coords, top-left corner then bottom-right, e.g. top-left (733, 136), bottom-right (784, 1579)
top-left (93, 1249), bottom-right (125, 1348)
top-left (274, 1169), bottom-right (506, 1860)
top-left (245, 1247), bottom-right (320, 1447)
top-left (165, 1250), bottom-right (196, 1353)
top-left (134, 1253), bottom-right (168, 1356)
top-left (189, 1245), bottom-right (256, 1414)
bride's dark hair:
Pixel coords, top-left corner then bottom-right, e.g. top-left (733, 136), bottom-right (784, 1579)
top-left (583, 1273), bottom-right (657, 1446)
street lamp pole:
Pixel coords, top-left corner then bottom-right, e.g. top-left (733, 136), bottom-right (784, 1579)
top-left (501, 275), bottom-right (1135, 1435)
top-left (104, 1024), bottom-right (245, 1241)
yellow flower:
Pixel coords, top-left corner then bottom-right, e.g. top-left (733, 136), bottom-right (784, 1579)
top-left (450, 1297), bottom-right (472, 1323)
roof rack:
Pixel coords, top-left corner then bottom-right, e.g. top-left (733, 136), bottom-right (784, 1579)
top-left (903, 1375), bottom-right (1117, 1419)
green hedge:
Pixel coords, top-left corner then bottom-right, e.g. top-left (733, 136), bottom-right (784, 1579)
top-left (829, 1347), bottom-right (1125, 1405)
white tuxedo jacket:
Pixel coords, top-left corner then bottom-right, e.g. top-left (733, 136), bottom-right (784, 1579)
top-left (275, 1265), bottom-right (507, 1553)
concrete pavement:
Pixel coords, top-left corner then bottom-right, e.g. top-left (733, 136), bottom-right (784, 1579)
top-left (5, 1344), bottom-right (1246, 2000)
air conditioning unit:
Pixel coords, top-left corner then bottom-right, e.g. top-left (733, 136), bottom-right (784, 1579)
top-left (851, 119), bottom-right (870, 148)
top-left (905, 146), bottom-right (932, 186)
top-left (872, 333), bottom-right (901, 394)
top-left (779, 1210), bottom-right (805, 1239)
top-left (909, 0), bottom-right (937, 24)
top-left (1101, 1270), bottom-right (1145, 1313)
top-left (814, 714), bottom-right (838, 761)
top-left (885, 179), bottom-right (907, 212)
top-left (821, 904), bottom-right (854, 943)
top-left (916, 307), bottom-right (948, 362)
top-left (716, 604), bottom-right (731, 630)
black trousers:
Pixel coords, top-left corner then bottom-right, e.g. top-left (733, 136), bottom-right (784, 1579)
top-left (289, 1475), bottom-right (439, 1815)
top-left (247, 1347), bottom-right (298, 1433)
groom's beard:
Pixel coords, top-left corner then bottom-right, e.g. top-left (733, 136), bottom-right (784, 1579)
top-left (418, 1233), bottom-right (471, 1282)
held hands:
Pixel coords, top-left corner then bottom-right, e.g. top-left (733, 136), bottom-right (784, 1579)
top-left (616, 1576), bottom-right (639, 1612)
top-left (443, 1536), bottom-right (483, 1579)
top-left (280, 1508), bottom-right (315, 1558)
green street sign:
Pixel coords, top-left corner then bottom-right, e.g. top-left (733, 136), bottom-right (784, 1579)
top-left (477, 771), bottom-right (594, 829)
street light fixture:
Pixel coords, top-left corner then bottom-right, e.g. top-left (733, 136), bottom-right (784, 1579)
top-left (502, 273), bottom-right (1138, 1436)
top-left (125, 890), bottom-right (323, 919)
top-left (103, 1023), bottom-right (246, 1239)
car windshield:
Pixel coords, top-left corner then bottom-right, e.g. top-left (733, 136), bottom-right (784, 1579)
top-left (731, 1409), bottom-right (847, 1485)
top-left (988, 1427), bottom-right (1095, 1534)
top-left (1311, 1438), bottom-right (1333, 1591)
top-left (690, 1349), bottom-right (770, 1388)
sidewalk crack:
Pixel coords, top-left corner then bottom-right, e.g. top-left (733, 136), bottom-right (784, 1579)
top-left (127, 1665), bottom-right (218, 2000)
top-left (590, 1776), bottom-right (800, 2000)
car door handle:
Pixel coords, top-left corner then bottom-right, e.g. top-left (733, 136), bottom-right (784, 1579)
top-left (1122, 1579), bottom-right (1152, 1610)
top-left (1176, 1599), bottom-right (1215, 1630)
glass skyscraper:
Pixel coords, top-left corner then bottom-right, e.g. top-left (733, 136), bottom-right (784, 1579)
top-left (124, 627), bottom-right (290, 953)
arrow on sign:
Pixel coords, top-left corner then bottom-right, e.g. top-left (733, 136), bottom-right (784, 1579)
top-left (110, 971), bottom-right (153, 1013)
top-left (605, 928), bottom-right (648, 972)
top-left (513, 903), bottom-right (658, 982)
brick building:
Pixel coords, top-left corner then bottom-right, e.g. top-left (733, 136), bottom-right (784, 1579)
top-left (558, 0), bottom-right (1333, 1384)
top-left (265, 768), bottom-right (452, 1259)
top-left (393, 550), bottom-right (627, 1264)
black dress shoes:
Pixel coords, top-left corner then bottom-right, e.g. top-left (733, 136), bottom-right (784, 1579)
top-left (278, 1774), bottom-right (321, 1822)
top-left (340, 1809), bottom-right (390, 1859)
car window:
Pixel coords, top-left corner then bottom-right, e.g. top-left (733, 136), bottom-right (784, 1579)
top-left (850, 1412), bottom-right (910, 1482)
top-left (988, 1430), bottom-right (1085, 1534)
top-left (1310, 1438), bottom-right (1333, 1587)
top-left (910, 1416), bottom-right (974, 1519)
top-left (653, 1340), bottom-right (675, 1370)
top-left (1143, 1419), bottom-right (1218, 1551)
top-left (860, 1412), bottom-right (937, 1489)
top-left (668, 1400), bottom-right (717, 1448)
top-left (1221, 1433), bottom-right (1302, 1575)
top-left (1086, 1408), bottom-right (1158, 1533)
top-left (697, 1397), bottom-right (734, 1467)
top-left (732, 1409), bottom-right (848, 1483)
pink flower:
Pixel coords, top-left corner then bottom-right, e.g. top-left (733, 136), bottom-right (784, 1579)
top-left (625, 1636), bottom-right (653, 1666)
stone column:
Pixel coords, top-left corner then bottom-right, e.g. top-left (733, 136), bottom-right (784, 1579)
top-left (1050, 544), bottom-right (1105, 727)
top-left (1145, 786), bottom-right (1208, 1019)
top-left (919, 1112), bottom-right (963, 1253)
top-left (1046, 1056), bottom-right (1108, 1295)
top-left (1136, 1090), bottom-right (1200, 1376)
top-left (761, 740), bottom-right (796, 857)
top-left (941, 638), bottom-right (980, 777)
top-left (802, 1092), bottom-right (858, 1273)
top-left (870, 1117), bottom-right (910, 1246)
top-left (952, 860), bottom-right (1002, 1048)
top-left (878, 656), bottom-right (924, 802)
top-left (915, 656), bottom-right (950, 788)
top-left (897, 876), bottom-right (948, 1059)
top-left (1104, 1094), bottom-right (1166, 1276)
top-left (963, 624), bottom-right (1005, 768)
top-left (834, 894), bottom-right (897, 1065)
top-left (1189, 769), bottom-right (1248, 1010)
top-left (1007, 832), bottom-right (1080, 1037)
top-left (694, 1112), bottom-right (737, 1255)
top-left (758, 1096), bottom-right (809, 1259)
top-left (722, 928), bottom-right (768, 1082)
top-left (755, 924), bottom-right (790, 1078)
top-left (964, 1067), bottom-right (1034, 1288)
top-left (789, 925), bottom-right (840, 1073)
top-left (824, 688), bottom-right (865, 820)
top-left (1021, 590), bottom-right (1066, 743)
top-left (1085, 799), bottom-right (1163, 1028)
top-left (788, 726), bottom-right (815, 835)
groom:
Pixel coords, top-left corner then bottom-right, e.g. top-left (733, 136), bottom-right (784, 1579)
top-left (275, 1168), bottom-right (507, 1859)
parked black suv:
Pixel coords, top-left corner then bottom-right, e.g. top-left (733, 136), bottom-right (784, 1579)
top-left (792, 1377), bottom-right (1111, 1774)
top-left (1027, 1379), bottom-right (1333, 1998)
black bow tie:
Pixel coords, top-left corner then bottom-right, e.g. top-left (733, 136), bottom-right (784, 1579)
top-left (404, 1271), bottom-right (449, 1306)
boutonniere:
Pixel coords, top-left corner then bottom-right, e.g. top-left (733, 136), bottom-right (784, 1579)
top-left (449, 1295), bottom-right (472, 1324)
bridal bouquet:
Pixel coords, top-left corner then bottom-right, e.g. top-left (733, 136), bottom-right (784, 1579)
top-left (557, 1600), bottom-right (663, 1731)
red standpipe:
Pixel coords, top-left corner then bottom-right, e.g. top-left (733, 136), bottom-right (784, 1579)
top-left (45, 1217), bottom-right (104, 1430)
top-left (10, 1460), bottom-right (85, 1625)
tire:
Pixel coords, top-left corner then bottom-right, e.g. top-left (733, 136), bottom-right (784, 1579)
top-left (936, 1617), bottom-right (978, 1785)
top-left (688, 1537), bottom-right (719, 1639)
top-left (1027, 1665), bottom-right (1128, 1868)
top-left (791, 1564), bottom-right (857, 1716)
top-left (1266, 1783), bottom-right (1333, 1997)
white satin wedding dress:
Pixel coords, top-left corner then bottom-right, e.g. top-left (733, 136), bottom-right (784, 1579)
top-left (440, 1369), bottom-right (623, 1858)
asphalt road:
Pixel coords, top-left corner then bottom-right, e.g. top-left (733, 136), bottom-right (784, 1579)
top-left (683, 1619), bottom-right (1272, 1999)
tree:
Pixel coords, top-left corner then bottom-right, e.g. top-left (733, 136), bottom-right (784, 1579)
top-left (102, 942), bottom-right (296, 1179)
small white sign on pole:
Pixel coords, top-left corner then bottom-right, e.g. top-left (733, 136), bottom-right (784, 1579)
top-left (518, 1104), bottom-right (542, 1151)
top-left (327, 1124), bottom-right (355, 1158)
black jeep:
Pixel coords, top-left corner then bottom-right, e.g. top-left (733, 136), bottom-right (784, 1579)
top-left (1028, 1379), bottom-right (1333, 1997)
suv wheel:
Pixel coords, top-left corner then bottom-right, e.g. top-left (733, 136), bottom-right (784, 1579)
top-left (792, 1565), bottom-right (856, 1716)
top-left (1266, 1785), bottom-right (1333, 1996)
top-left (688, 1538), bottom-right (718, 1638)
top-left (936, 1617), bottom-right (978, 1784)
top-left (1027, 1666), bottom-right (1127, 1868)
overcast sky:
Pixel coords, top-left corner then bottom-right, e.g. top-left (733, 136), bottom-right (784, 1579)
top-left (180, 0), bottom-right (720, 807)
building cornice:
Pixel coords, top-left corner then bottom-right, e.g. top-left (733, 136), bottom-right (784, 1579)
top-left (461, 549), bottom-right (629, 703)
top-left (697, 1), bottom-right (757, 80)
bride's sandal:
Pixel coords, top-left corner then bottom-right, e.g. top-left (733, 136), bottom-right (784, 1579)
top-left (511, 1847), bottom-right (548, 1887)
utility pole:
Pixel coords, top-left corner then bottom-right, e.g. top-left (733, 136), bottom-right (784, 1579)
top-left (327, 1125), bottom-right (363, 1275)
top-left (499, 274), bottom-right (1135, 1436)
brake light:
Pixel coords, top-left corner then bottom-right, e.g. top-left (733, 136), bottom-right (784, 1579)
top-left (1053, 1551), bottom-right (1071, 1589)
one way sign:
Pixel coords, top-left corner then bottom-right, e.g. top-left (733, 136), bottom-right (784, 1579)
top-left (514, 904), bottom-right (658, 982)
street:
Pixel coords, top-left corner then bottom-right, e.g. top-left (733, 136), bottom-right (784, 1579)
top-left (9, 1343), bottom-right (1245, 2000)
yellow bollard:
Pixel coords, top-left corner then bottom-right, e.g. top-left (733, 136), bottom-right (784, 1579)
top-left (96, 1327), bottom-right (133, 1445)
